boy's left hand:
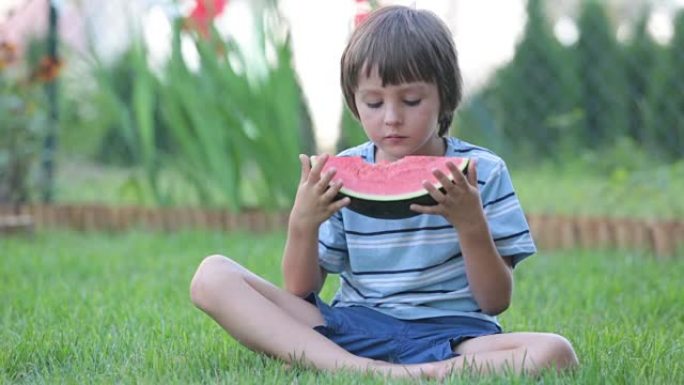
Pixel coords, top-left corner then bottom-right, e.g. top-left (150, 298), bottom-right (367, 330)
top-left (409, 159), bottom-right (485, 230)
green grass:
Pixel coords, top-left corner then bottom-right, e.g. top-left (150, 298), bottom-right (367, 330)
top-left (513, 160), bottom-right (684, 219)
top-left (55, 160), bottom-right (139, 205)
top-left (1, 230), bottom-right (682, 384)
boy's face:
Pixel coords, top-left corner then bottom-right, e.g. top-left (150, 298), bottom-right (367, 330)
top-left (354, 69), bottom-right (443, 162)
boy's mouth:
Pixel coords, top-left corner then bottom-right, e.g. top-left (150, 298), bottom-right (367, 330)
top-left (384, 135), bottom-right (408, 145)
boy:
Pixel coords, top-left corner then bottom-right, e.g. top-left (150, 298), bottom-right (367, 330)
top-left (190, 5), bottom-right (578, 380)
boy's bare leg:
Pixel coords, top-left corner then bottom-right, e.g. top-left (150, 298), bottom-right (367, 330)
top-left (434, 332), bottom-right (579, 378)
top-left (189, 255), bottom-right (438, 379)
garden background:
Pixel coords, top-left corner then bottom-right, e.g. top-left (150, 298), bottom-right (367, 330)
top-left (1, 0), bottom-right (683, 384)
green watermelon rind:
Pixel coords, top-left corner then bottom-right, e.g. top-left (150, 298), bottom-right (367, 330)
top-left (338, 191), bottom-right (447, 219)
top-left (313, 155), bottom-right (470, 219)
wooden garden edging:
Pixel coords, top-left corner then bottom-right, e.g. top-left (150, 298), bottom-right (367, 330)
top-left (0, 213), bottom-right (34, 235)
top-left (1, 204), bottom-right (682, 258)
top-left (0, 204), bottom-right (289, 234)
top-left (526, 215), bottom-right (683, 259)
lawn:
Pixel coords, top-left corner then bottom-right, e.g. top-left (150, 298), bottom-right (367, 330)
top-left (1, 230), bottom-right (682, 384)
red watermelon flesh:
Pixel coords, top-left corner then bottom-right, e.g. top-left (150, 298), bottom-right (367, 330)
top-left (321, 156), bottom-right (469, 201)
top-left (316, 156), bottom-right (469, 219)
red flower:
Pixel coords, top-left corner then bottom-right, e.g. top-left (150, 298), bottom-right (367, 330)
top-left (354, 0), bottom-right (372, 28)
top-left (0, 41), bottom-right (18, 70)
top-left (186, 0), bottom-right (229, 37)
top-left (30, 56), bottom-right (63, 83)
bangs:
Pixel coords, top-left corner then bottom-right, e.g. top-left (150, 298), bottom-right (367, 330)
top-left (360, 31), bottom-right (437, 86)
top-left (353, 14), bottom-right (439, 87)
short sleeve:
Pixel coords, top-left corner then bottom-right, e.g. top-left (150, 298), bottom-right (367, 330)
top-left (479, 160), bottom-right (536, 267)
top-left (317, 212), bottom-right (348, 273)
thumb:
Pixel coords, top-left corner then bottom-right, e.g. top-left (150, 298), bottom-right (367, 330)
top-left (298, 154), bottom-right (311, 183)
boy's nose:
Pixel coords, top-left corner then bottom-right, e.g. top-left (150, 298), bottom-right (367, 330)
top-left (384, 104), bottom-right (403, 126)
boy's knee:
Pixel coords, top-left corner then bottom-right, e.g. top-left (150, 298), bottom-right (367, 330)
top-left (189, 254), bottom-right (241, 309)
top-left (540, 334), bottom-right (579, 370)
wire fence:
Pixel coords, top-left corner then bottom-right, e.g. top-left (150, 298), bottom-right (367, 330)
top-left (451, 0), bottom-right (684, 165)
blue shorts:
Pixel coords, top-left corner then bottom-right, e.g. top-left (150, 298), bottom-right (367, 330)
top-left (306, 294), bottom-right (501, 364)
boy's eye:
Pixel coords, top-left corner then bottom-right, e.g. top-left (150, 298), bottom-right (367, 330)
top-left (366, 101), bottom-right (382, 109)
top-left (404, 99), bottom-right (421, 106)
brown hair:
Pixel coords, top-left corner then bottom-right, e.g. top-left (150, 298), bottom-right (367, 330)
top-left (340, 5), bottom-right (462, 136)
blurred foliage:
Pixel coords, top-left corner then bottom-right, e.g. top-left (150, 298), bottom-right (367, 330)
top-left (575, 1), bottom-right (630, 149)
top-left (515, 138), bottom-right (684, 219)
top-left (457, 1), bottom-right (684, 166)
top-left (489, 0), bottom-right (581, 162)
top-left (0, 40), bottom-right (48, 207)
top-left (89, 47), bottom-right (168, 167)
top-left (643, 10), bottom-right (684, 160)
top-left (624, 7), bottom-right (660, 146)
top-left (335, 105), bottom-right (366, 152)
top-left (63, 2), bottom-right (311, 210)
top-left (36, 0), bottom-right (684, 214)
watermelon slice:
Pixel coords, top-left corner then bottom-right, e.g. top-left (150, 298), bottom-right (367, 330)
top-left (318, 156), bottom-right (469, 219)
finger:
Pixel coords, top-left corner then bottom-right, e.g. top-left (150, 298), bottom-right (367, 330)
top-left (298, 154), bottom-right (310, 184)
top-left (409, 203), bottom-right (441, 215)
top-left (329, 196), bottom-right (351, 212)
top-left (423, 179), bottom-right (446, 204)
top-left (309, 153), bottom-right (329, 183)
top-left (431, 169), bottom-right (456, 193)
top-left (322, 178), bottom-right (344, 200)
top-left (466, 158), bottom-right (478, 187)
top-left (317, 171), bottom-right (338, 196)
top-left (445, 161), bottom-right (467, 186)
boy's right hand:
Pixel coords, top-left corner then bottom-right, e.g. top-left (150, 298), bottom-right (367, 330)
top-left (289, 154), bottom-right (350, 231)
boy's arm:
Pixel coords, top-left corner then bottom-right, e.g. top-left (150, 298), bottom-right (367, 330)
top-left (457, 215), bottom-right (513, 315)
top-left (456, 159), bottom-right (536, 315)
top-left (282, 154), bottom-right (348, 297)
top-left (410, 159), bottom-right (516, 315)
top-left (282, 222), bottom-right (327, 297)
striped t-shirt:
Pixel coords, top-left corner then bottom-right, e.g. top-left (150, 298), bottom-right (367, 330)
top-left (317, 137), bottom-right (536, 326)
